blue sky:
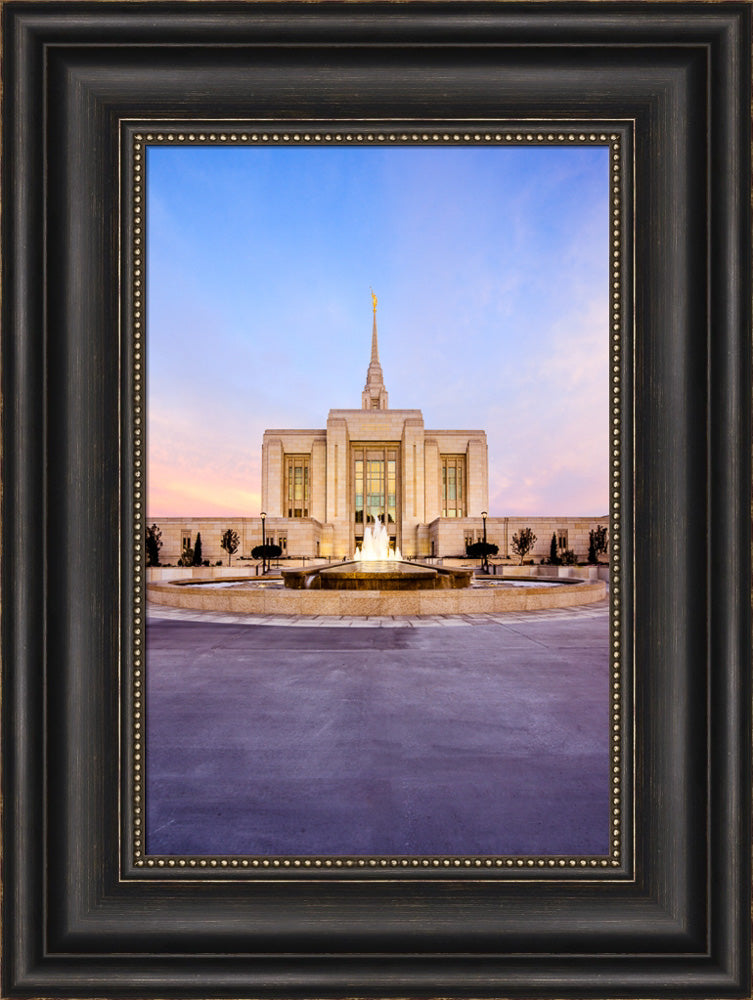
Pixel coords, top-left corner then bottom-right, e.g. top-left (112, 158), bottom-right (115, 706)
top-left (147, 143), bottom-right (609, 517)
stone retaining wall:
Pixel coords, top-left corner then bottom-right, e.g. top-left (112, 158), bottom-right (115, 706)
top-left (146, 560), bottom-right (330, 583)
top-left (147, 578), bottom-right (607, 616)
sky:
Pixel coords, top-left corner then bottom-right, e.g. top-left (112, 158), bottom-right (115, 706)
top-left (147, 143), bottom-right (610, 518)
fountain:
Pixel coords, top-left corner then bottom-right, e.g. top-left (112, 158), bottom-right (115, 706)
top-left (282, 524), bottom-right (472, 590)
top-left (353, 522), bottom-right (402, 562)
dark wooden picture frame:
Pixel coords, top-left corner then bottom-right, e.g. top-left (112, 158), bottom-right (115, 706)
top-left (3, 3), bottom-right (751, 997)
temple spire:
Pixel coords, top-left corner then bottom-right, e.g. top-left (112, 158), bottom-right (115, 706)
top-left (370, 290), bottom-right (380, 364)
top-left (362, 290), bottom-right (389, 410)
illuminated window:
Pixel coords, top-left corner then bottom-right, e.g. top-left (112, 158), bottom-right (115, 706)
top-left (354, 457), bottom-right (364, 523)
top-left (366, 458), bottom-right (384, 523)
top-left (441, 456), bottom-right (466, 517)
top-left (387, 455), bottom-right (396, 522)
top-left (353, 446), bottom-right (398, 528)
top-left (285, 456), bottom-right (310, 518)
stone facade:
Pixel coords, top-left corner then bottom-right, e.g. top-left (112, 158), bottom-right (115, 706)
top-left (147, 517), bottom-right (325, 567)
top-left (436, 515), bottom-right (610, 564)
top-left (148, 303), bottom-right (608, 565)
top-left (148, 514), bottom-right (610, 566)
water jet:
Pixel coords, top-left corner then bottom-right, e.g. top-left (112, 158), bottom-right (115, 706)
top-left (282, 524), bottom-right (472, 590)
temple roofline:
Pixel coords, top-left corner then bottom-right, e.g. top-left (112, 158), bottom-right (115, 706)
top-left (328, 408), bottom-right (422, 418)
top-left (425, 429), bottom-right (488, 436)
top-left (263, 429), bottom-right (326, 436)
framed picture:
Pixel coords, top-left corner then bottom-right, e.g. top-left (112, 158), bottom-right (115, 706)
top-left (142, 130), bottom-right (619, 866)
top-left (3, 3), bottom-right (750, 998)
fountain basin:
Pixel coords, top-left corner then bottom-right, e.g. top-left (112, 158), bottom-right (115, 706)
top-left (148, 575), bottom-right (606, 615)
top-left (282, 559), bottom-right (472, 591)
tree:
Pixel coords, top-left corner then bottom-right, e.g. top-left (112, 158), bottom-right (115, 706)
top-left (192, 532), bottom-right (203, 566)
top-left (511, 527), bottom-right (537, 565)
top-left (587, 531), bottom-right (598, 564)
top-left (220, 528), bottom-right (240, 566)
top-left (549, 532), bottom-right (560, 566)
top-left (252, 543), bottom-right (282, 561)
top-left (591, 525), bottom-right (609, 560)
top-left (466, 541), bottom-right (499, 559)
top-left (146, 524), bottom-right (162, 566)
top-left (178, 547), bottom-right (194, 567)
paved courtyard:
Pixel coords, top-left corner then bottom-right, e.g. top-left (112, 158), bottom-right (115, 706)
top-left (146, 602), bottom-right (611, 858)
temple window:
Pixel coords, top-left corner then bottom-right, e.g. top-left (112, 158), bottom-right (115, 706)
top-left (441, 456), bottom-right (466, 518)
top-left (285, 456), bottom-right (310, 518)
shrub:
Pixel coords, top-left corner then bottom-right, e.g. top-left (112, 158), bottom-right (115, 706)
top-left (465, 541), bottom-right (499, 559)
top-left (560, 548), bottom-right (577, 565)
top-left (178, 547), bottom-right (194, 567)
top-left (252, 544), bottom-right (283, 561)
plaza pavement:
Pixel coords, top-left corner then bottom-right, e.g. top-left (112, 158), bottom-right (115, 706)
top-left (146, 601), bottom-right (611, 858)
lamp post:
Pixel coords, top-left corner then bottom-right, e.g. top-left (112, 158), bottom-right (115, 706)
top-left (260, 511), bottom-right (267, 574)
top-left (481, 510), bottom-right (488, 575)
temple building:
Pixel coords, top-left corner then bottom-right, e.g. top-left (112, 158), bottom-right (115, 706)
top-left (149, 296), bottom-right (608, 566)
top-left (260, 293), bottom-right (488, 559)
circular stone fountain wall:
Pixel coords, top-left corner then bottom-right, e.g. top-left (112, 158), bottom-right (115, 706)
top-left (147, 573), bottom-right (606, 616)
top-left (147, 528), bottom-right (606, 616)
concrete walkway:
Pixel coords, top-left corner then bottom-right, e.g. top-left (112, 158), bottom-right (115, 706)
top-left (147, 600), bottom-right (609, 628)
top-left (146, 603), bottom-right (610, 858)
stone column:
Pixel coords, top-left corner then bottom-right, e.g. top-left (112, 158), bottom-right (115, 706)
top-left (423, 437), bottom-right (441, 522)
top-left (261, 435), bottom-right (284, 517)
top-left (401, 416), bottom-right (425, 556)
top-left (325, 416), bottom-right (349, 556)
top-left (310, 436), bottom-right (327, 523)
top-left (466, 435), bottom-right (488, 517)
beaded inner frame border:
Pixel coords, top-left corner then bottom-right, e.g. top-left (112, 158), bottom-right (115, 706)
top-left (126, 122), bottom-right (631, 880)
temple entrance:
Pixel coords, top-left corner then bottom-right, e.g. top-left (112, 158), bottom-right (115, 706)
top-left (352, 443), bottom-right (400, 553)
